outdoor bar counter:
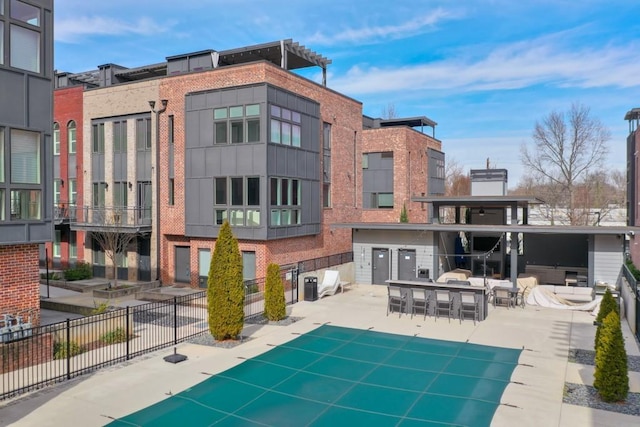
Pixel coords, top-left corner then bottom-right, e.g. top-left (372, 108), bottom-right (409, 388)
top-left (386, 279), bottom-right (490, 321)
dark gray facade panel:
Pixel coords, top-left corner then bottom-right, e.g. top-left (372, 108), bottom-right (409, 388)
top-left (68, 155), bottom-right (77, 178)
top-left (92, 154), bottom-right (105, 181)
top-left (428, 148), bottom-right (445, 196)
top-left (189, 93), bottom-right (207, 110)
top-left (136, 151), bottom-right (152, 181)
top-left (185, 178), bottom-right (213, 225)
top-left (54, 156), bottom-right (60, 178)
top-left (204, 91), bottom-right (221, 107)
top-left (198, 110), bottom-right (213, 147)
top-left (204, 147), bottom-right (221, 177)
top-left (188, 148), bottom-right (207, 178)
top-left (0, 70), bottom-right (26, 125)
top-left (114, 153), bottom-right (127, 180)
top-left (28, 76), bottom-right (54, 130)
top-left (184, 112), bottom-right (199, 149)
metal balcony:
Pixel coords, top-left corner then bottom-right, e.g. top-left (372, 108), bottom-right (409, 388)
top-left (53, 202), bottom-right (77, 225)
top-left (69, 205), bottom-right (152, 233)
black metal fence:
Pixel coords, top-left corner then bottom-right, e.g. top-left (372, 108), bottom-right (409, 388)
top-left (1, 268), bottom-right (298, 401)
top-left (296, 251), bottom-right (353, 274)
top-left (623, 263), bottom-right (640, 344)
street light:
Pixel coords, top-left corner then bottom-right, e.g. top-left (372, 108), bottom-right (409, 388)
top-left (149, 99), bottom-right (168, 283)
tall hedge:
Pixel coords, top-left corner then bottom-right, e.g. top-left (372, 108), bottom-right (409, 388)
top-left (207, 221), bottom-right (244, 341)
top-left (594, 311), bottom-right (629, 402)
top-left (264, 263), bottom-right (286, 321)
top-left (594, 289), bottom-right (618, 353)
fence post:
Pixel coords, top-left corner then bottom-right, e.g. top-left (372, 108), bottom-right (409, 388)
top-left (174, 297), bottom-right (178, 345)
top-left (66, 319), bottom-right (71, 380)
top-left (126, 306), bottom-right (130, 360)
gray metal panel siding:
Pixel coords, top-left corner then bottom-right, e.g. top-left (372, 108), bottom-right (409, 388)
top-left (113, 153), bottom-right (127, 180)
top-left (0, 0), bottom-right (54, 246)
top-left (353, 230), bottom-right (434, 284)
top-left (593, 235), bottom-right (624, 286)
top-left (136, 151), bottom-right (152, 181)
top-left (362, 152), bottom-right (394, 208)
top-left (427, 149), bottom-right (445, 196)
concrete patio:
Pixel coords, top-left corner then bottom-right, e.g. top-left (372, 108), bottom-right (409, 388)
top-left (1, 284), bottom-right (639, 426)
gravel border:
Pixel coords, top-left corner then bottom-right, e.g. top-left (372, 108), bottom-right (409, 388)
top-left (568, 349), bottom-right (640, 372)
top-left (186, 316), bottom-right (301, 349)
top-left (563, 383), bottom-right (640, 416)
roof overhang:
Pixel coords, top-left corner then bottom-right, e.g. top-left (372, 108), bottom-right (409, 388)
top-left (217, 39), bottom-right (331, 71)
top-left (333, 222), bottom-right (640, 236)
top-left (414, 195), bottom-right (545, 208)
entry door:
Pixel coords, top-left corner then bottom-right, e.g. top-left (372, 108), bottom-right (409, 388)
top-left (137, 237), bottom-right (151, 281)
top-left (398, 249), bottom-right (416, 281)
top-left (372, 248), bottom-right (390, 285)
top-left (174, 246), bottom-right (191, 284)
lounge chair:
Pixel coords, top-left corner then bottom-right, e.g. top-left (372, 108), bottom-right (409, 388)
top-left (317, 270), bottom-right (342, 299)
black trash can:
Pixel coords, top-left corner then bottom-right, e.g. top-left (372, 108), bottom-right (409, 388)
top-left (304, 276), bottom-right (318, 301)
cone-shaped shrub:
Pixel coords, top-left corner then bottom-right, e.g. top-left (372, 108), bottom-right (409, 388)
top-left (400, 203), bottom-right (409, 223)
top-left (207, 221), bottom-right (244, 341)
top-left (264, 263), bottom-right (286, 321)
top-left (594, 311), bottom-right (628, 402)
top-left (594, 289), bottom-right (619, 354)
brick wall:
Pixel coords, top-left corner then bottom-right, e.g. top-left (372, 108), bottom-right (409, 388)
top-left (0, 244), bottom-right (41, 326)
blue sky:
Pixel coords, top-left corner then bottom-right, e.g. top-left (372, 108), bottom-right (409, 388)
top-left (54, 0), bottom-right (640, 187)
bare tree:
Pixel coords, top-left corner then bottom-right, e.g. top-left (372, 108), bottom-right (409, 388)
top-left (520, 103), bottom-right (610, 225)
top-left (441, 159), bottom-right (470, 222)
top-left (381, 103), bottom-right (397, 119)
top-left (91, 214), bottom-right (139, 288)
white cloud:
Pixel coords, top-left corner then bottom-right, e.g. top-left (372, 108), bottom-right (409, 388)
top-left (330, 37), bottom-right (640, 95)
top-left (56, 16), bottom-right (169, 43)
top-left (308, 8), bottom-right (459, 45)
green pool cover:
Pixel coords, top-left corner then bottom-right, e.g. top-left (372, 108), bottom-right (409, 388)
top-left (109, 325), bottom-right (522, 426)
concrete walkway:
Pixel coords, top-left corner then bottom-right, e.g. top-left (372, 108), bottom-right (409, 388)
top-left (2, 284), bottom-right (639, 426)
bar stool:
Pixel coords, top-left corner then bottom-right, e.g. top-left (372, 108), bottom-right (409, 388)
top-left (411, 288), bottom-right (429, 320)
top-left (387, 286), bottom-right (406, 317)
top-left (459, 291), bottom-right (480, 324)
top-left (434, 289), bottom-right (453, 322)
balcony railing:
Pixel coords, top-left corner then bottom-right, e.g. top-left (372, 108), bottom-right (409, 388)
top-left (69, 205), bottom-right (152, 233)
top-left (53, 202), bottom-right (77, 223)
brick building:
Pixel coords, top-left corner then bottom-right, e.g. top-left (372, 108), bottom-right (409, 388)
top-left (0, 0), bottom-right (54, 326)
top-left (52, 39), bottom-right (443, 287)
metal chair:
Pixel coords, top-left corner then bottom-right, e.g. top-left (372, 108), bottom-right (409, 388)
top-left (459, 291), bottom-right (480, 324)
top-left (387, 286), bottom-right (406, 317)
top-left (434, 289), bottom-right (453, 322)
top-left (411, 288), bottom-right (429, 320)
top-left (493, 287), bottom-right (513, 309)
top-left (516, 286), bottom-right (529, 308)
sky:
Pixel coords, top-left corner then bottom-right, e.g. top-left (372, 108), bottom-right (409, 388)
top-left (54, 0), bottom-right (640, 187)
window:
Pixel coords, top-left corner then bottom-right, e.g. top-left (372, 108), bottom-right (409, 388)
top-left (68, 178), bottom-right (77, 204)
top-left (69, 231), bottom-right (77, 259)
top-left (372, 193), bottom-right (394, 209)
top-left (113, 182), bottom-right (128, 207)
top-left (92, 123), bottom-right (104, 153)
top-left (214, 104), bottom-right (260, 144)
top-left (0, 189), bottom-right (4, 220)
top-left (169, 178), bottom-right (175, 205)
top-left (198, 249), bottom-right (211, 288)
top-left (53, 230), bottom-right (61, 258)
top-left (11, 0), bottom-right (40, 26)
top-left (67, 121), bottom-right (76, 154)
top-left (168, 115), bottom-right (174, 144)
top-left (10, 24), bottom-right (40, 72)
top-left (214, 176), bottom-right (260, 226)
top-left (270, 177), bottom-right (301, 226)
top-left (92, 239), bottom-right (105, 266)
top-left (92, 182), bottom-right (106, 207)
top-left (0, 22), bottom-right (3, 65)
top-left (53, 123), bottom-right (60, 155)
top-left (214, 177), bottom-right (227, 205)
top-left (242, 251), bottom-right (256, 280)
top-left (270, 106), bottom-right (301, 147)
top-left (11, 129), bottom-right (40, 184)
top-left (113, 120), bottom-right (127, 153)
top-left (136, 118), bottom-right (151, 150)
top-left (10, 189), bottom-right (40, 219)
top-left (116, 251), bottom-right (128, 268)
top-left (53, 179), bottom-right (61, 205)
top-left (323, 123), bottom-right (331, 207)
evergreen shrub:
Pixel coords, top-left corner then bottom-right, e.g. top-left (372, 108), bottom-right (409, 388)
top-left (594, 311), bottom-right (629, 402)
top-left (264, 263), bottom-right (286, 321)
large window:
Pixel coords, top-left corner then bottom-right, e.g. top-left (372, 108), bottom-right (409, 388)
top-left (0, 22), bottom-right (3, 65)
top-left (136, 118), bottom-right (152, 150)
top-left (53, 123), bottom-right (60, 155)
top-left (0, 189), bottom-right (4, 220)
top-left (323, 122), bottom-right (331, 208)
top-left (10, 189), bottom-right (40, 219)
top-left (68, 121), bottom-right (76, 154)
top-left (242, 251), bottom-right (256, 281)
top-left (270, 105), bottom-right (301, 147)
top-left (92, 182), bottom-right (106, 207)
top-left (270, 177), bottom-right (301, 226)
top-left (10, 129), bottom-right (40, 184)
top-left (198, 249), bottom-right (210, 288)
top-left (113, 120), bottom-right (127, 153)
top-left (214, 176), bottom-right (260, 226)
top-left (92, 123), bottom-right (104, 153)
top-left (113, 182), bottom-right (128, 208)
top-left (213, 104), bottom-right (260, 144)
top-left (10, 24), bottom-right (40, 72)
top-left (53, 179), bottom-right (61, 205)
top-left (11, 0), bottom-right (40, 26)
